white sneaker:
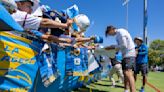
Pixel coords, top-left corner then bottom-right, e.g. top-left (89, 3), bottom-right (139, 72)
top-left (124, 90), bottom-right (129, 92)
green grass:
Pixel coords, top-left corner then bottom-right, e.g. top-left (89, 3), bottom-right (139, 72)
top-left (75, 72), bottom-right (164, 92)
top-left (146, 72), bottom-right (164, 91)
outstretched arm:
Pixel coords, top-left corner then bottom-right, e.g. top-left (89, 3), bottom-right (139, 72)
top-left (40, 18), bottom-right (72, 29)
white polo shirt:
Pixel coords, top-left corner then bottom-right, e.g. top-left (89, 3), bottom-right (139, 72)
top-left (115, 28), bottom-right (136, 58)
top-left (11, 10), bottom-right (42, 30)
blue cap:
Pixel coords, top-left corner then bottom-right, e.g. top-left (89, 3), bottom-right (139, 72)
top-left (94, 36), bottom-right (103, 43)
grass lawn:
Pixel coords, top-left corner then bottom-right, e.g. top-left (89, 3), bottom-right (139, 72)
top-left (75, 72), bottom-right (164, 92)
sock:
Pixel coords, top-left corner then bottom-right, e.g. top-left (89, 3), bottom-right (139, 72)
top-left (124, 89), bottom-right (129, 92)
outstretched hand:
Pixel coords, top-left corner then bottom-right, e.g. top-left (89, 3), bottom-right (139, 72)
top-left (66, 19), bottom-right (73, 27)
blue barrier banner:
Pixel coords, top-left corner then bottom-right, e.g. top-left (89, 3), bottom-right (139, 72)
top-left (33, 47), bottom-right (81, 92)
top-left (0, 32), bottom-right (42, 91)
top-left (38, 43), bottom-right (59, 87)
top-left (65, 47), bottom-right (88, 76)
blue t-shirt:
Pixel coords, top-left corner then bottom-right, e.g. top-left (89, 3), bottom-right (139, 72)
top-left (136, 43), bottom-right (148, 64)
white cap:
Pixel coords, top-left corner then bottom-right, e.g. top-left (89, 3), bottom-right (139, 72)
top-left (1, 0), bottom-right (17, 11)
top-left (134, 37), bottom-right (143, 42)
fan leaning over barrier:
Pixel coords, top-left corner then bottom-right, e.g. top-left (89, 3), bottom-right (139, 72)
top-left (12, 0), bottom-right (74, 44)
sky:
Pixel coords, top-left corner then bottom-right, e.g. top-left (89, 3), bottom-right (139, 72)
top-left (41, 0), bottom-right (164, 46)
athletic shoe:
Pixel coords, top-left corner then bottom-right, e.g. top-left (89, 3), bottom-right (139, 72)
top-left (140, 87), bottom-right (145, 92)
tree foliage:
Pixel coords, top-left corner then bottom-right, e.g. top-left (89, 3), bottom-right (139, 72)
top-left (149, 39), bottom-right (164, 65)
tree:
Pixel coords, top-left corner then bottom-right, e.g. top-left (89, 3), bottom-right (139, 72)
top-left (149, 39), bottom-right (164, 66)
top-left (149, 39), bottom-right (164, 50)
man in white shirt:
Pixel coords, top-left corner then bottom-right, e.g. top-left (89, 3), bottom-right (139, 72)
top-left (105, 25), bottom-right (136, 92)
top-left (12, 0), bottom-right (72, 31)
top-left (8, 0), bottom-right (73, 43)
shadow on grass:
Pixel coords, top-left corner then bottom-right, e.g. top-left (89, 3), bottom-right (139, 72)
top-left (99, 79), bottom-right (111, 82)
top-left (73, 80), bottom-right (125, 92)
top-left (92, 82), bottom-right (124, 89)
top-left (73, 84), bottom-right (109, 92)
top-left (78, 86), bottom-right (108, 92)
top-left (73, 83), bottom-right (124, 92)
top-left (94, 82), bottom-right (110, 86)
top-left (114, 85), bottom-right (124, 89)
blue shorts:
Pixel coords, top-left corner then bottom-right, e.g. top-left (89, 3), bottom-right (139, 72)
top-left (134, 64), bottom-right (148, 76)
